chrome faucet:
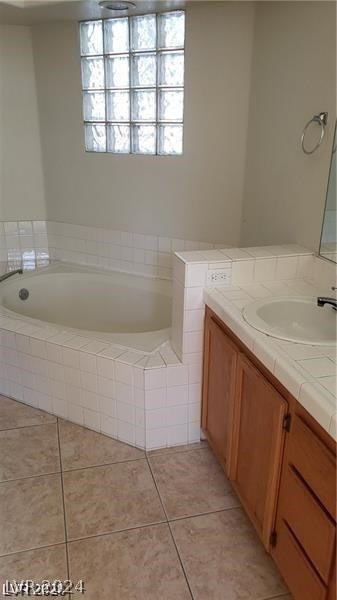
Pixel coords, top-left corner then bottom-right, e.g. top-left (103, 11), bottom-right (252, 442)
top-left (0, 268), bottom-right (23, 283)
top-left (317, 287), bottom-right (337, 311)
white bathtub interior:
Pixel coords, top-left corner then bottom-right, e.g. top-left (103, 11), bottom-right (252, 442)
top-left (0, 264), bottom-right (172, 353)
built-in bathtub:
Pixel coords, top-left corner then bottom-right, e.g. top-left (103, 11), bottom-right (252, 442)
top-left (0, 262), bottom-right (201, 451)
top-left (0, 263), bottom-right (171, 353)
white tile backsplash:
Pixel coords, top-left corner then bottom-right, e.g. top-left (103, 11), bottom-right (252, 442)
top-left (46, 221), bottom-right (226, 281)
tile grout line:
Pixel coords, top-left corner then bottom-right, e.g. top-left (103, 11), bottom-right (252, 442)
top-left (61, 455), bottom-right (146, 474)
top-left (0, 420), bottom-right (57, 433)
top-left (0, 541), bottom-right (67, 560)
top-left (56, 417), bottom-right (71, 585)
top-left (167, 504), bottom-right (241, 524)
top-left (0, 469), bottom-right (61, 485)
top-left (37, 506), bottom-right (242, 547)
top-left (0, 454), bottom-right (147, 485)
top-left (64, 519), bottom-right (168, 544)
top-left (145, 444), bottom-right (209, 459)
top-left (146, 455), bottom-right (195, 600)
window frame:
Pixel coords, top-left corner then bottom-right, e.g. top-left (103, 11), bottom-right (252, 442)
top-left (79, 10), bottom-right (185, 156)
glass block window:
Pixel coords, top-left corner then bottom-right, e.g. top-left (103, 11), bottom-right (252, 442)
top-left (80, 11), bottom-right (185, 155)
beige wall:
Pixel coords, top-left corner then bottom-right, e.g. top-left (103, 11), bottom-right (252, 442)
top-left (32, 2), bottom-right (255, 245)
top-left (0, 25), bottom-right (45, 221)
top-left (241, 1), bottom-right (336, 251)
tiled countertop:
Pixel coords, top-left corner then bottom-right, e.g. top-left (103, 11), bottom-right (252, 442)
top-left (204, 278), bottom-right (337, 441)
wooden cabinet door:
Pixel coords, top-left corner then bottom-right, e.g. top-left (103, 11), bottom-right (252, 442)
top-left (229, 353), bottom-right (288, 548)
top-left (202, 310), bottom-right (238, 474)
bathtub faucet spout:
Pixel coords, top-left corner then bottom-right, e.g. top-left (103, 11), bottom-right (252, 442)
top-left (0, 268), bottom-right (23, 283)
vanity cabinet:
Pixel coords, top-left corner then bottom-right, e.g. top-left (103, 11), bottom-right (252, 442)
top-left (271, 409), bottom-right (336, 600)
top-left (202, 306), bottom-right (336, 600)
top-left (229, 354), bottom-right (288, 548)
top-left (202, 307), bottom-right (289, 548)
top-left (202, 310), bottom-right (237, 473)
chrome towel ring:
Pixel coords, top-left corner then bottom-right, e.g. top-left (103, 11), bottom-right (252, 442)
top-left (301, 112), bottom-right (328, 155)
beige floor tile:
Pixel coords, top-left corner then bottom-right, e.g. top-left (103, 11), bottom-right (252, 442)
top-left (63, 460), bottom-right (165, 540)
top-left (0, 396), bottom-right (56, 431)
top-left (171, 509), bottom-right (288, 600)
top-left (147, 440), bottom-right (209, 457)
top-left (59, 420), bottom-right (144, 471)
top-left (68, 524), bottom-right (191, 600)
top-left (0, 474), bottom-right (65, 556)
top-left (0, 545), bottom-right (67, 600)
top-left (0, 424), bottom-right (60, 482)
top-left (148, 448), bottom-right (238, 519)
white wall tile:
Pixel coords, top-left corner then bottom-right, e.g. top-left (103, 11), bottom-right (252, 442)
top-left (116, 382), bottom-right (133, 404)
top-left (79, 352), bottom-right (97, 374)
top-left (167, 385), bottom-right (188, 406)
top-left (97, 356), bottom-right (115, 380)
top-left (186, 264), bottom-right (208, 287)
top-left (188, 382), bottom-right (202, 404)
top-left (115, 362), bottom-right (134, 385)
top-left (52, 397), bottom-right (68, 418)
top-left (146, 408), bottom-right (166, 429)
top-left (145, 388), bottom-right (166, 410)
top-left (135, 427), bottom-right (145, 449)
top-left (64, 367), bottom-right (81, 387)
top-left (254, 258), bottom-right (276, 283)
top-left (144, 367), bottom-right (166, 390)
top-left (80, 371), bottom-right (97, 393)
top-left (167, 424), bottom-right (188, 446)
top-left (99, 394), bottom-right (116, 417)
top-left (146, 427), bottom-right (167, 450)
top-left (188, 402), bottom-right (201, 422)
top-left (185, 286), bottom-right (204, 310)
top-left (62, 348), bottom-right (80, 369)
top-left (187, 360), bottom-right (203, 386)
top-left (232, 260), bottom-right (255, 285)
top-left (166, 365), bottom-right (189, 387)
top-left (275, 256), bottom-right (299, 280)
top-left (68, 403), bottom-right (84, 425)
top-left (65, 384), bottom-right (81, 406)
top-left (188, 421), bottom-right (201, 443)
top-left (183, 331), bottom-right (204, 355)
top-left (166, 405), bottom-right (188, 427)
top-left (183, 309), bottom-right (205, 333)
top-left (117, 420), bottom-right (135, 445)
top-left (80, 390), bottom-right (99, 411)
top-left (100, 414), bottom-right (117, 437)
top-left (84, 409), bottom-right (100, 431)
top-left (117, 401), bottom-right (135, 424)
top-left (97, 376), bottom-right (115, 399)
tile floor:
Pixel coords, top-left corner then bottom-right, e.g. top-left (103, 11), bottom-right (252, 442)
top-left (0, 395), bottom-right (291, 600)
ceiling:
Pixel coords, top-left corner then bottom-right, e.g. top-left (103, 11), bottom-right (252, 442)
top-left (0, 0), bottom-right (203, 24)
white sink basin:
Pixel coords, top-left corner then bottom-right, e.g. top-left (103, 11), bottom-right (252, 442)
top-left (243, 297), bottom-right (337, 346)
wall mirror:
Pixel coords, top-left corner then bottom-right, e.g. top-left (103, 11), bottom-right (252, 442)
top-left (319, 121), bottom-right (337, 263)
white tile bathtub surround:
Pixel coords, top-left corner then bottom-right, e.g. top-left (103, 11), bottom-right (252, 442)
top-left (1, 219), bottom-right (228, 280)
top-left (0, 307), bottom-right (203, 449)
top-left (0, 221), bottom-right (49, 269)
top-left (47, 220), bottom-right (227, 281)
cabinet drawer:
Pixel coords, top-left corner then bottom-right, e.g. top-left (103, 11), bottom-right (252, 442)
top-left (288, 415), bottom-right (336, 519)
top-left (281, 465), bottom-right (335, 583)
top-left (273, 519), bottom-right (327, 600)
